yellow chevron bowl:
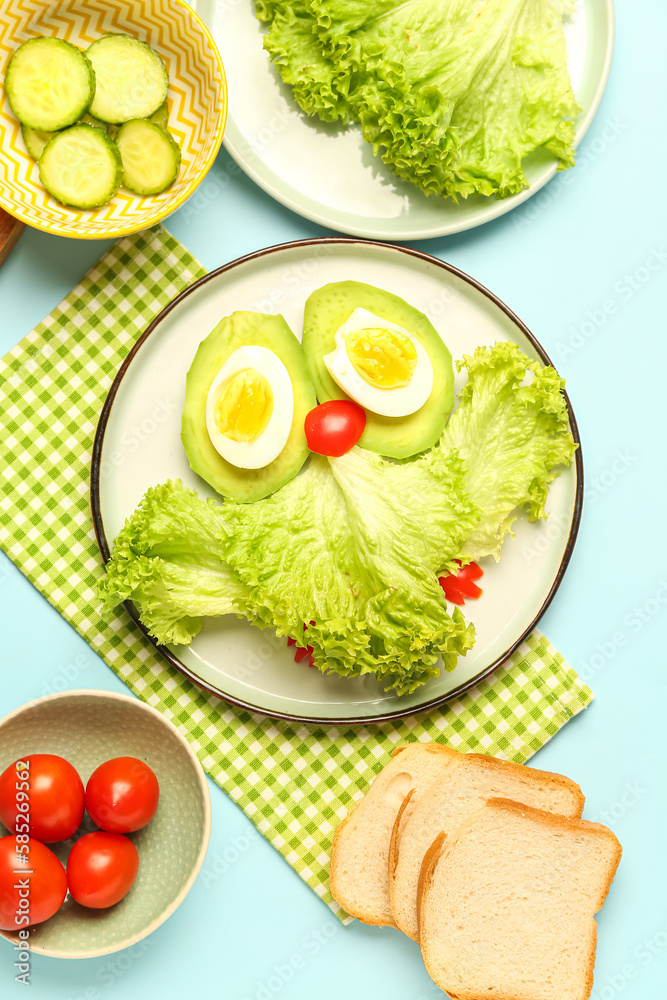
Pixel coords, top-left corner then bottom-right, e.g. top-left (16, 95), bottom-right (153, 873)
top-left (0, 0), bottom-right (227, 239)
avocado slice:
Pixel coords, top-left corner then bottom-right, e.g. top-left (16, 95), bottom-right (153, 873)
top-left (181, 311), bottom-right (316, 503)
top-left (302, 281), bottom-right (454, 459)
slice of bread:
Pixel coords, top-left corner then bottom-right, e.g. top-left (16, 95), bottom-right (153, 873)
top-left (389, 752), bottom-right (585, 940)
top-left (329, 742), bottom-right (464, 925)
top-left (419, 799), bottom-right (622, 1000)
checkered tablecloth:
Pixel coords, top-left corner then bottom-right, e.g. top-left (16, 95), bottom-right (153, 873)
top-left (0, 226), bottom-right (593, 921)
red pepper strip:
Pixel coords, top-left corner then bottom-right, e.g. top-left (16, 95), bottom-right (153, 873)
top-left (457, 561), bottom-right (483, 583)
top-left (439, 561), bottom-right (484, 604)
top-left (439, 576), bottom-right (466, 605)
top-left (290, 622), bottom-right (318, 665)
top-left (454, 577), bottom-right (483, 599)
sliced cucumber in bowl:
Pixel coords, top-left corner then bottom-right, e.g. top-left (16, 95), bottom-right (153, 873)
top-left (21, 124), bottom-right (56, 160)
top-left (86, 34), bottom-right (168, 124)
top-left (79, 113), bottom-right (108, 130)
top-left (5, 36), bottom-right (95, 132)
top-left (115, 119), bottom-right (181, 196)
top-left (107, 102), bottom-right (169, 141)
top-left (21, 115), bottom-right (108, 161)
top-left (149, 101), bottom-right (169, 130)
top-left (8, 30), bottom-right (181, 210)
top-left (39, 125), bottom-right (122, 209)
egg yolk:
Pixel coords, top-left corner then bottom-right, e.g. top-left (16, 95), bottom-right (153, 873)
top-left (346, 328), bottom-right (417, 389)
top-left (214, 368), bottom-right (273, 442)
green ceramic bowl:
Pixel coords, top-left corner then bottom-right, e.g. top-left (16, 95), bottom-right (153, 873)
top-left (0, 690), bottom-right (211, 958)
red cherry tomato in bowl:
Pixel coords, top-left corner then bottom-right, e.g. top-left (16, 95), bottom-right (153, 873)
top-left (0, 836), bottom-right (67, 930)
top-left (0, 754), bottom-right (84, 843)
top-left (67, 832), bottom-right (139, 909)
top-left (304, 400), bottom-right (366, 457)
top-left (85, 757), bottom-right (159, 834)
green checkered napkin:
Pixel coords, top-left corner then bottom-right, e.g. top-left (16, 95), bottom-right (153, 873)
top-left (0, 226), bottom-right (592, 922)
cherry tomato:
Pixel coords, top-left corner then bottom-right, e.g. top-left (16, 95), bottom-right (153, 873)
top-left (304, 400), bottom-right (366, 457)
top-left (0, 754), bottom-right (84, 844)
top-left (85, 757), bottom-right (159, 834)
top-left (0, 836), bottom-right (67, 930)
top-left (67, 832), bottom-right (139, 909)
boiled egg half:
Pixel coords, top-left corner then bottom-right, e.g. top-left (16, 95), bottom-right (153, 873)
top-left (205, 346), bottom-right (294, 469)
top-left (323, 308), bottom-right (433, 417)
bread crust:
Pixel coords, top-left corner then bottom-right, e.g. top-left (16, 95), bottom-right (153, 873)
top-left (387, 789), bottom-right (418, 940)
top-left (390, 741), bottom-right (458, 760)
top-left (466, 754), bottom-right (586, 817)
top-left (388, 788), bottom-right (414, 883)
top-left (418, 798), bottom-right (622, 1000)
top-left (416, 831), bottom-right (446, 943)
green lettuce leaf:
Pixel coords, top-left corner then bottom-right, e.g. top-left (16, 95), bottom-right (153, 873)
top-left (98, 481), bottom-right (250, 646)
top-left (262, 2), bottom-right (353, 123)
top-left (260, 0), bottom-right (579, 200)
top-left (223, 454), bottom-right (362, 636)
top-left (254, 0), bottom-right (282, 21)
top-left (439, 341), bottom-right (577, 562)
top-left (223, 447), bottom-right (478, 695)
top-left (100, 449), bottom-right (477, 695)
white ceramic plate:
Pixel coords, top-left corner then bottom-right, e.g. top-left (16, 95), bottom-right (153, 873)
top-left (92, 240), bottom-right (582, 723)
top-left (191, 0), bottom-right (614, 240)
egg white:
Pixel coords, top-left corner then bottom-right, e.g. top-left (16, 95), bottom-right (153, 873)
top-left (323, 308), bottom-right (434, 418)
top-left (205, 346), bottom-right (294, 470)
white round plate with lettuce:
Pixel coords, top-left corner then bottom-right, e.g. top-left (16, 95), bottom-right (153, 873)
top-left (92, 240), bottom-right (582, 723)
top-left (192, 0), bottom-right (614, 240)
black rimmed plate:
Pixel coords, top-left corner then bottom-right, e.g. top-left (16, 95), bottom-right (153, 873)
top-left (91, 239), bottom-right (582, 724)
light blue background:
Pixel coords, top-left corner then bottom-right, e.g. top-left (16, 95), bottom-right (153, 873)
top-left (1, 3), bottom-right (666, 998)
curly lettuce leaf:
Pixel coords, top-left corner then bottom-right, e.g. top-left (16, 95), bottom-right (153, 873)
top-left (329, 445), bottom-right (477, 583)
top-left (330, 447), bottom-right (478, 691)
top-left (261, 0), bottom-right (579, 200)
top-left (254, 0), bottom-right (282, 21)
top-left (439, 342), bottom-right (577, 562)
top-left (100, 449), bottom-right (477, 695)
top-left (98, 481), bottom-right (250, 646)
top-left (262, 2), bottom-right (353, 123)
top-left (223, 447), bottom-right (477, 694)
top-left (332, 0), bottom-right (578, 199)
top-left (223, 455), bottom-right (362, 632)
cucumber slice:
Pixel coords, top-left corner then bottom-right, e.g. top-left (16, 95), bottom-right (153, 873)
top-left (5, 37), bottom-right (95, 132)
top-left (107, 102), bottom-right (166, 140)
top-left (86, 34), bottom-right (168, 124)
top-left (149, 101), bottom-right (169, 130)
top-left (79, 113), bottom-right (107, 130)
top-left (21, 124), bottom-right (56, 160)
top-left (22, 115), bottom-right (107, 161)
top-left (115, 119), bottom-right (181, 196)
top-left (39, 125), bottom-right (122, 209)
